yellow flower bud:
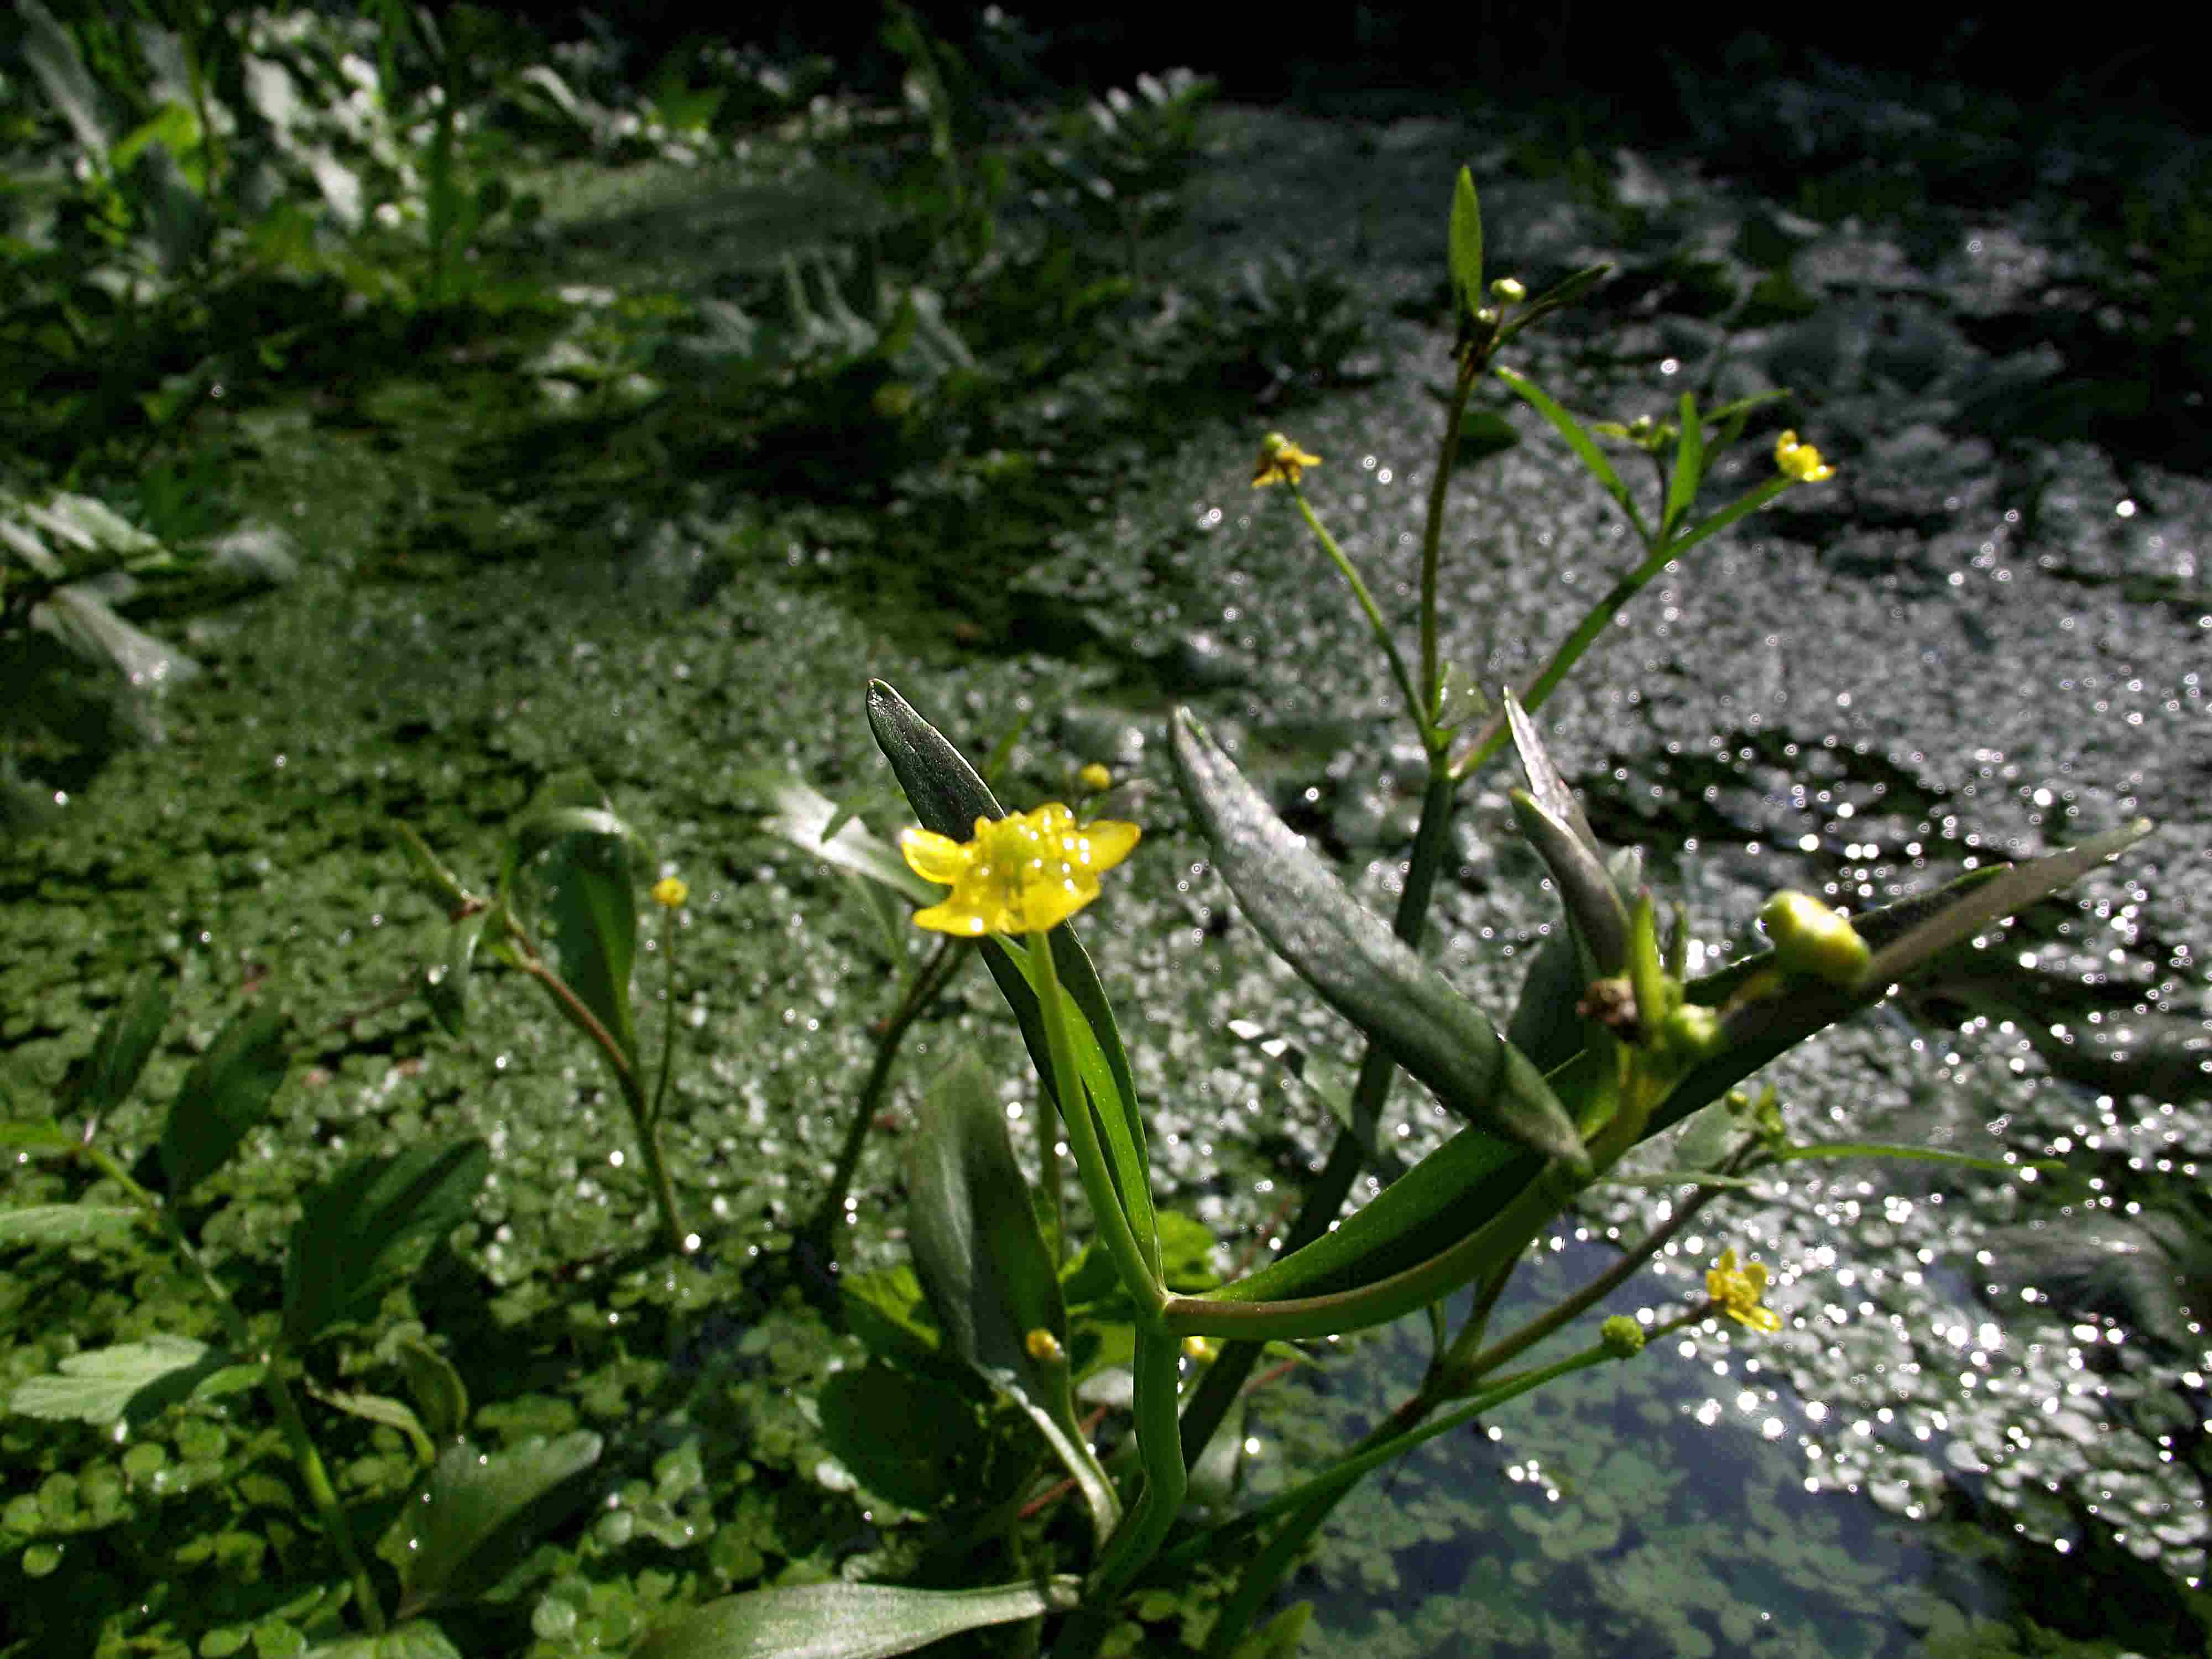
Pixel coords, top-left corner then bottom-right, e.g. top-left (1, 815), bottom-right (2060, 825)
top-left (1758, 891), bottom-right (1871, 988)
top-left (1182, 1334), bottom-right (1218, 1364)
top-left (1252, 432), bottom-right (1322, 487)
top-left (1024, 1327), bottom-right (1065, 1363)
top-left (1077, 762), bottom-right (1113, 795)
top-left (651, 876), bottom-right (689, 909)
top-left (1773, 430), bottom-right (1836, 483)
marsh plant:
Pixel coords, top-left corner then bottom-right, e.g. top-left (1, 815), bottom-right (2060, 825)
top-left (0, 169), bottom-right (2150, 1658)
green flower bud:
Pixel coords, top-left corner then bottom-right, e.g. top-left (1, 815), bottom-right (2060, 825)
top-left (1601, 1316), bottom-right (1645, 1359)
top-left (1758, 891), bottom-right (1872, 988)
top-left (1657, 1002), bottom-right (1722, 1060)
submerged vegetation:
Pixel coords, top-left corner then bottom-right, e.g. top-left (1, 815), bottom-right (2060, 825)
top-left (3, 7), bottom-right (2208, 1658)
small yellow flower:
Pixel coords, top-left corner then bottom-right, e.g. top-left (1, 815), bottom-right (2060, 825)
top-left (1024, 1327), bottom-right (1065, 1363)
top-left (1252, 432), bottom-right (1322, 488)
top-left (1705, 1249), bottom-right (1782, 1332)
top-left (1181, 1334), bottom-right (1219, 1364)
top-left (1077, 762), bottom-right (1113, 795)
top-left (1773, 430), bottom-right (1835, 483)
top-left (651, 876), bottom-right (689, 909)
top-left (901, 804), bottom-right (1140, 937)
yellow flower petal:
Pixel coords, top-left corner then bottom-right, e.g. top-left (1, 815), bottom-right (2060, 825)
top-left (1705, 1248), bottom-right (1783, 1332)
top-left (902, 804), bottom-right (1141, 937)
top-left (1773, 430), bottom-right (1836, 484)
top-left (1253, 432), bottom-right (1322, 487)
top-left (650, 876), bottom-right (688, 909)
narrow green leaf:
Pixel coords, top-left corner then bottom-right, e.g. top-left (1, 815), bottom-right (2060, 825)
top-left (1509, 788), bottom-right (1627, 978)
top-left (1598, 1169), bottom-right (1766, 1190)
top-left (1507, 262), bottom-right (1610, 331)
top-left (0, 1204), bottom-right (142, 1250)
top-left (66, 975), bottom-right (170, 1117)
top-left (508, 773), bottom-right (639, 1065)
top-left (389, 820), bottom-right (472, 912)
top-left (905, 1056), bottom-right (1119, 1545)
top-left (160, 1006), bottom-right (288, 1198)
top-left (1447, 168), bottom-right (1483, 327)
top-left (864, 682), bottom-right (1145, 1214)
top-left (311, 1384), bottom-right (436, 1465)
top-left (1668, 473), bottom-right (1792, 559)
top-left (424, 909), bottom-right (487, 1037)
top-left (1170, 709), bottom-right (1587, 1170)
top-left (1495, 367), bottom-right (1644, 536)
top-left (0, 1119), bottom-right (84, 1155)
top-left (394, 1338), bottom-right (471, 1446)
top-left (1663, 392), bottom-right (1703, 536)
top-left (632, 1578), bottom-right (1082, 1659)
top-left (8, 1335), bottom-right (240, 1426)
top-left (1774, 1142), bottom-right (2059, 1176)
top-left (283, 1140), bottom-right (490, 1346)
top-left (393, 1432), bottom-right (602, 1620)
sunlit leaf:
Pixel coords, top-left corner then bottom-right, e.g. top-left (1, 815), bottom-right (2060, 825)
top-left (393, 1432), bottom-right (603, 1620)
top-left (0, 1203), bottom-right (141, 1250)
top-left (632, 1578), bottom-right (1081, 1659)
top-left (8, 1335), bottom-right (244, 1427)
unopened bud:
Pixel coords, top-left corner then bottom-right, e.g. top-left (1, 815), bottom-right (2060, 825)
top-left (1601, 1316), bottom-right (1645, 1359)
top-left (1759, 892), bottom-right (1871, 988)
top-left (1491, 276), bottom-right (1526, 302)
top-left (1024, 1328), bottom-right (1064, 1364)
top-left (1078, 762), bottom-right (1113, 794)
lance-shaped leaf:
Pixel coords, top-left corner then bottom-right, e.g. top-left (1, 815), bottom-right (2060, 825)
top-left (423, 907), bottom-right (488, 1038)
top-left (160, 1005), bottom-right (289, 1198)
top-left (905, 1056), bottom-right (1119, 1545)
top-left (1447, 167), bottom-right (1483, 331)
top-left (631, 1578), bottom-right (1082, 1659)
top-left (392, 1431), bottom-right (602, 1620)
top-left (735, 769), bottom-right (939, 905)
top-left (1510, 791), bottom-right (1627, 978)
top-left (865, 680), bottom-right (1152, 1233)
top-left (1170, 709), bottom-right (1586, 1171)
top-left (65, 975), bottom-right (170, 1117)
top-left (503, 772), bottom-right (640, 1066)
top-left (1662, 390), bottom-right (1705, 537)
top-left (283, 1140), bottom-right (490, 1346)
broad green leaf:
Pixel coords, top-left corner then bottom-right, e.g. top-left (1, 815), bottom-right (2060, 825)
top-left (906, 1056), bottom-right (1119, 1545)
top-left (66, 975), bottom-right (170, 1117)
top-left (283, 1140), bottom-right (490, 1346)
top-left (1447, 168), bottom-right (1484, 329)
top-left (737, 770), bottom-right (937, 905)
top-left (1496, 368), bottom-right (1642, 536)
top-left (394, 1338), bottom-right (470, 1446)
top-left (393, 1431), bottom-right (602, 1620)
top-left (305, 1620), bottom-right (466, 1659)
top-left (817, 1364), bottom-right (989, 1511)
top-left (1170, 709), bottom-right (1585, 1170)
top-left (9, 1335), bottom-right (242, 1426)
top-left (632, 1578), bottom-right (1082, 1659)
top-left (160, 1006), bottom-right (288, 1197)
top-left (508, 774), bottom-right (640, 1066)
top-left (0, 1204), bottom-right (141, 1250)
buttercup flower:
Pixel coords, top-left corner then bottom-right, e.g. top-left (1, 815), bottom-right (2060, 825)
top-left (1705, 1249), bottom-right (1783, 1332)
top-left (1077, 762), bottom-right (1113, 795)
top-left (651, 876), bottom-right (688, 909)
top-left (1253, 432), bottom-right (1322, 487)
top-left (901, 804), bottom-right (1140, 936)
top-left (1773, 430), bottom-right (1835, 483)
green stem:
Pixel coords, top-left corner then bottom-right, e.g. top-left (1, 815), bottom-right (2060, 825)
top-left (802, 936), bottom-right (967, 1259)
top-left (1290, 488), bottom-right (1430, 747)
top-left (507, 922), bottom-right (690, 1255)
top-left (1417, 359), bottom-right (1480, 721)
top-left (1088, 1325), bottom-right (1185, 1596)
top-left (146, 1202), bottom-right (386, 1632)
top-left (1197, 1343), bottom-right (1611, 1656)
top-left (1029, 930), bottom-right (1162, 1312)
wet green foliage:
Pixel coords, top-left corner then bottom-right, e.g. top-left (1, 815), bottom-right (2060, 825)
top-left (2, 9), bottom-right (2206, 1659)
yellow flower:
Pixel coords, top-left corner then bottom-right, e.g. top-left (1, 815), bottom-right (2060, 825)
top-left (1705, 1249), bottom-right (1782, 1332)
top-left (1182, 1334), bottom-right (1219, 1364)
top-left (651, 876), bottom-right (689, 909)
top-left (1024, 1327), bottom-right (1065, 1363)
top-left (1252, 432), bottom-right (1322, 487)
top-left (1773, 430), bottom-right (1835, 483)
top-left (1077, 762), bottom-right (1113, 795)
top-left (901, 804), bottom-right (1140, 937)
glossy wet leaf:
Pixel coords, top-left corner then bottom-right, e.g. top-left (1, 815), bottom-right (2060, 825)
top-left (0, 1203), bottom-right (141, 1250)
top-left (632, 1577), bottom-right (1082, 1659)
top-left (904, 1055), bottom-right (1119, 1543)
top-left (393, 1431), bottom-right (603, 1620)
top-left (1170, 707), bottom-right (1585, 1170)
top-left (9, 1334), bottom-right (244, 1427)
top-left (159, 1005), bottom-right (289, 1198)
top-left (282, 1140), bottom-right (490, 1347)
top-left (64, 975), bottom-right (169, 1117)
